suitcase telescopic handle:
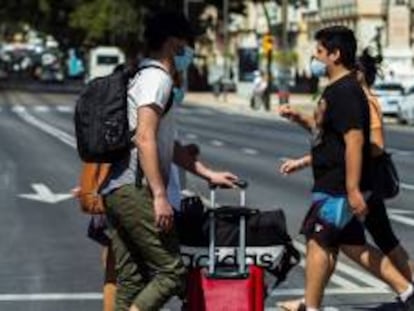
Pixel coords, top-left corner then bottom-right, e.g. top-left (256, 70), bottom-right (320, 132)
top-left (207, 210), bottom-right (248, 279)
top-left (208, 179), bottom-right (248, 190)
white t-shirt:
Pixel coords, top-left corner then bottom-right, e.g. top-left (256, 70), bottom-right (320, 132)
top-left (101, 58), bottom-right (176, 194)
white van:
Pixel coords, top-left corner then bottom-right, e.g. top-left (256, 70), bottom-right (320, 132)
top-left (87, 46), bottom-right (125, 81)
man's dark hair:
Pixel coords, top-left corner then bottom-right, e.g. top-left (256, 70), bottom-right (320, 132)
top-left (356, 48), bottom-right (382, 87)
top-left (315, 26), bottom-right (357, 69)
top-left (144, 11), bottom-right (195, 52)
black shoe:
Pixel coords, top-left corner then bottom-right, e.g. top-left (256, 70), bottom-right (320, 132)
top-left (402, 293), bottom-right (414, 311)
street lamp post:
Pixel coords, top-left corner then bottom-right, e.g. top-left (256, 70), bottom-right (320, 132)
top-left (223, 0), bottom-right (229, 102)
top-left (279, 0), bottom-right (290, 105)
top-left (183, 0), bottom-right (204, 92)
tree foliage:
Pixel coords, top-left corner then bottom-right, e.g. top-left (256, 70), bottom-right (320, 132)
top-left (0, 0), bottom-right (308, 51)
top-left (0, 0), bottom-right (182, 51)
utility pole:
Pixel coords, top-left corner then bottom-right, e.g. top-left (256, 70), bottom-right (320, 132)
top-left (261, 2), bottom-right (273, 111)
top-left (279, 0), bottom-right (290, 105)
top-left (183, 0), bottom-right (204, 92)
top-left (222, 0), bottom-right (229, 102)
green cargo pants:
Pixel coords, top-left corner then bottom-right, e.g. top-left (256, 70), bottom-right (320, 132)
top-left (104, 184), bottom-right (186, 311)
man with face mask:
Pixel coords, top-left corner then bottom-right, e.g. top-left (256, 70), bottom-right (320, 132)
top-left (100, 11), bottom-right (239, 311)
top-left (277, 26), bottom-right (414, 311)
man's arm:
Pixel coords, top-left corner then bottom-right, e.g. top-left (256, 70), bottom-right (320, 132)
top-left (135, 105), bottom-right (173, 231)
top-left (344, 129), bottom-right (367, 218)
top-left (173, 142), bottom-right (237, 187)
top-left (278, 105), bottom-right (315, 132)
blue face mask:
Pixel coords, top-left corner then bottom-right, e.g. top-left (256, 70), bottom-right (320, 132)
top-left (310, 58), bottom-right (327, 77)
top-left (174, 46), bottom-right (194, 72)
top-left (173, 87), bottom-right (185, 105)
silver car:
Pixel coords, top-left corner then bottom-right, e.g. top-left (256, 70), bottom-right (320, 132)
top-left (373, 82), bottom-right (405, 116)
top-left (399, 86), bottom-right (414, 125)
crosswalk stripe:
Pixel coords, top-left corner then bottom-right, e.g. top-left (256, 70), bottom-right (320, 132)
top-left (293, 241), bottom-right (388, 289)
top-left (11, 105), bottom-right (26, 113)
top-left (297, 259), bottom-right (360, 289)
top-left (56, 105), bottom-right (74, 113)
top-left (33, 105), bottom-right (50, 112)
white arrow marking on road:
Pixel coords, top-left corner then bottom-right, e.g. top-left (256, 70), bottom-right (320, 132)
top-left (18, 183), bottom-right (73, 204)
top-left (401, 183), bottom-right (414, 191)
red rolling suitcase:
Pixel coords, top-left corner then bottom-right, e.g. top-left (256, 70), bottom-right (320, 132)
top-left (185, 181), bottom-right (265, 311)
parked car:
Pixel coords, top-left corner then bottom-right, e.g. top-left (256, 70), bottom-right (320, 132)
top-left (86, 46), bottom-right (125, 82)
top-left (399, 86), bottom-right (414, 125)
top-left (372, 82), bottom-right (405, 116)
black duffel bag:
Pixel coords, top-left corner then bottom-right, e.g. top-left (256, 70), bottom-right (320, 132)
top-left (176, 196), bottom-right (300, 287)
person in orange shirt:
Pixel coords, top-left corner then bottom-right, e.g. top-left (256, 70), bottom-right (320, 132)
top-left (355, 48), bottom-right (413, 282)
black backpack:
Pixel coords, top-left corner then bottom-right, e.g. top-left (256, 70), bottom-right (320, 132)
top-left (74, 65), bottom-right (173, 163)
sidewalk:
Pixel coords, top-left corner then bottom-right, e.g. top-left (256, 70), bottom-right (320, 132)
top-left (185, 92), bottom-right (317, 118)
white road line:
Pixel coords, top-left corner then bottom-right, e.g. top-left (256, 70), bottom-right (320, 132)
top-left (13, 106), bottom-right (76, 148)
top-left (388, 208), bottom-right (414, 215)
top-left (33, 105), bottom-right (50, 112)
top-left (401, 183), bottom-right (414, 191)
top-left (270, 287), bottom-right (389, 297)
top-left (11, 105), bottom-right (26, 113)
top-left (0, 293), bottom-right (102, 301)
top-left (297, 259), bottom-right (360, 289)
top-left (185, 133), bottom-right (198, 140)
top-left (388, 214), bottom-right (414, 227)
top-left (211, 140), bottom-right (224, 147)
top-left (56, 105), bottom-right (74, 113)
top-left (242, 148), bottom-right (258, 155)
top-left (388, 148), bottom-right (414, 156)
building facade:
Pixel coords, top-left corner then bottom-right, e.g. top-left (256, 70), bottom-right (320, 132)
top-left (301, 0), bottom-right (414, 81)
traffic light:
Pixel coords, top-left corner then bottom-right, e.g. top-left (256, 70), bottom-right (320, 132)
top-left (262, 34), bottom-right (274, 54)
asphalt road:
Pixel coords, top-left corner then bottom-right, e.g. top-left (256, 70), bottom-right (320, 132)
top-left (1, 89), bottom-right (414, 311)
